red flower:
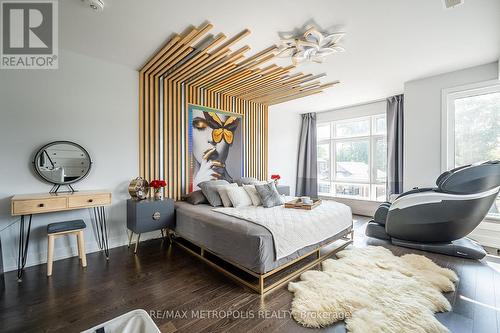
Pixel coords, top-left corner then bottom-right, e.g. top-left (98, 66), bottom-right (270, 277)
top-left (271, 174), bottom-right (281, 180)
top-left (150, 179), bottom-right (167, 189)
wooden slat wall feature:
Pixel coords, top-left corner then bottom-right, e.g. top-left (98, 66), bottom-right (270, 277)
top-left (237, 73), bottom-right (309, 99)
top-left (203, 46), bottom-right (278, 89)
top-left (218, 64), bottom-right (278, 93)
top-left (139, 23), bottom-right (338, 199)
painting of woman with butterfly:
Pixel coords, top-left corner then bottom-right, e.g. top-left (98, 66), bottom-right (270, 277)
top-left (188, 104), bottom-right (243, 191)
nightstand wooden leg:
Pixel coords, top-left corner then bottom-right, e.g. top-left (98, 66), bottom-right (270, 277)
top-left (128, 231), bottom-right (134, 248)
top-left (134, 233), bottom-right (141, 254)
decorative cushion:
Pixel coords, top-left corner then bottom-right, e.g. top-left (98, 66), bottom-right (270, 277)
top-left (226, 186), bottom-right (253, 208)
top-left (243, 185), bottom-right (262, 206)
top-left (255, 182), bottom-right (284, 208)
top-left (198, 180), bottom-right (230, 207)
top-left (216, 183), bottom-right (238, 207)
top-left (234, 177), bottom-right (261, 186)
top-left (185, 190), bottom-right (208, 205)
top-left (47, 219), bottom-right (86, 234)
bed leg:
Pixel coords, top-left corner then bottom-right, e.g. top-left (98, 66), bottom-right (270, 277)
top-left (351, 229), bottom-right (355, 241)
top-left (259, 276), bottom-right (264, 294)
top-left (316, 248), bottom-right (321, 259)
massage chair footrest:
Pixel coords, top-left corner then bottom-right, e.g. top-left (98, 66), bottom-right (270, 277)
top-left (391, 237), bottom-right (486, 260)
top-left (365, 221), bottom-right (391, 241)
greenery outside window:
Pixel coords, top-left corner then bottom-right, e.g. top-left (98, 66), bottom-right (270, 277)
top-left (317, 114), bottom-right (387, 201)
top-left (443, 81), bottom-right (500, 220)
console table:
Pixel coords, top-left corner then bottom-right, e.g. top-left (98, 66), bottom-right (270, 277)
top-left (11, 190), bottom-right (112, 281)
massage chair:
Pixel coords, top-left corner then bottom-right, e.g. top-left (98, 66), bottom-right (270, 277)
top-left (366, 161), bottom-right (500, 259)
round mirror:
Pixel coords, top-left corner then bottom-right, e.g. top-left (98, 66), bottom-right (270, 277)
top-left (33, 141), bottom-right (92, 185)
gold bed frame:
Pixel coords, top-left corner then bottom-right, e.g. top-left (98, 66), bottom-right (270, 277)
top-left (172, 227), bottom-right (354, 295)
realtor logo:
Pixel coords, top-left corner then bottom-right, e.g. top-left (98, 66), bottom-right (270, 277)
top-left (1, 0), bottom-right (58, 69)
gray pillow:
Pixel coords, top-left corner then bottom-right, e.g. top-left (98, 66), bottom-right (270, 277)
top-left (198, 180), bottom-right (230, 207)
top-left (234, 177), bottom-right (260, 186)
top-left (185, 190), bottom-right (208, 205)
top-left (255, 182), bottom-right (284, 208)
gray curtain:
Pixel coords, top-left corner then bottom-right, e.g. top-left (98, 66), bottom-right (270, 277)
top-left (296, 113), bottom-right (318, 198)
top-left (387, 94), bottom-right (404, 196)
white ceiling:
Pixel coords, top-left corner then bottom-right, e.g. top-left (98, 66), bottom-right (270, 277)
top-left (60, 0), bottom-right (499, 113)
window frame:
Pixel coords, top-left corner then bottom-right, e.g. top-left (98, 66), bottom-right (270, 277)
top-left (317, 114), bottom-right (387, 201)
top-left (441, 79), bottom-right (500, 172)
top-left (441, 79), bottom-right (500, 221)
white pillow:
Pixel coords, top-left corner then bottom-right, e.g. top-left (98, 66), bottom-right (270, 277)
top-left (243, 185), bottom-right (262, 206)
top-left (226, 186), bottom-right (253, 208)
top-left (216, 183), bottom-right (238, 207)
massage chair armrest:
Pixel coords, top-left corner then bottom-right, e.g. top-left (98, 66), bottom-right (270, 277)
top-left (372, 188), bottom-right (437, 225)
top-left (395, 187), bottom-right (437, 199)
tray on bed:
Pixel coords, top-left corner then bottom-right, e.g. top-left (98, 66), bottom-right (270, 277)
top-left (284, 198), bottom-right (322, 210)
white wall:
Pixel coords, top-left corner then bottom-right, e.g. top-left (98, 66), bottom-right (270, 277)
top-left (403, 62), bottom-right (499, 190)
top-left (267, 108), bottom-right (302, 196)
top-left (0, 49), bottom-right (140, 272)
top-left (316, 100), bottom-right (387, 123)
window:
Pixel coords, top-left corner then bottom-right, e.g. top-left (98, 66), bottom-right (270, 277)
top-left (317, 114), bottom-right (387, 201)
top-left (443, 81), bottom-right (500, 220)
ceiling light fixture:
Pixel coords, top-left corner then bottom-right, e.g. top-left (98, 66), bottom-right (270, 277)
top-left (277, 26), bottom-right (345, 65)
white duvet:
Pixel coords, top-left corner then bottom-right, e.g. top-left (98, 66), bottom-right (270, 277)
top-left (213, 200), bottom-right (352, 260)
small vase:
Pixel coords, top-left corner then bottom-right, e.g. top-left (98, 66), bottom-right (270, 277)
top-left (274, 179), bottom-right (279, 186)
top-left (154, 189), bottom-right (162, 200)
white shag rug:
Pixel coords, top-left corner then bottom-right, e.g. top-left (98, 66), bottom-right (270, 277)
top-left (288, 246), bottom-right (459, 333)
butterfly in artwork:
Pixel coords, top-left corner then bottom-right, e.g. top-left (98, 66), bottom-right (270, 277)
top-left (204, 111), bottom-right (240, 145)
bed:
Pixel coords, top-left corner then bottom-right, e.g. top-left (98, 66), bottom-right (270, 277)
top-left (174, 201), bottom-right (353, 294)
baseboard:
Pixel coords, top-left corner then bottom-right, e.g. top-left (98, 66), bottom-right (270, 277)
top-left (3, 230), bottom-right (164, 273)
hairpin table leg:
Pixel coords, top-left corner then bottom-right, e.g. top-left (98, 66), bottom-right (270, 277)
top-left (17, 214), bottom-right (32, 282)
top-left (92, 206), bottom-right (110, 260)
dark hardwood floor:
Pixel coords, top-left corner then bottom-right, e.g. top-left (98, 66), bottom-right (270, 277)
top-left (1, 216), bottom-right (499, 333)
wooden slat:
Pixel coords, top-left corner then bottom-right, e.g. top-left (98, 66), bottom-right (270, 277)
top-left (149, 23), bottom-right (213, 76)
top-left (225, 65), bottom-right (293, 95)
top-left (218, 65), bottom-right (278, 93)
top-left (237, 73), bottom-right (309, 99)
top-left (207, 68), bottom-right (254, 91)
top-left (139, 72), bottom-right (145, 177)
top-left (257, 81), bottom-right (339, 104)
top-left (141, 35), bottom-right (181, 71)
top-left (202, 45), bottom-right (277, 89)
top-left (148, 75), bottom-right (154, 179)
top-left (165, 34), bottom-right (226, 79)
top-left (174, 47), bottom-right (232, 82)
top-left (250, 81), bottom-right (322, 103)
top-left (154, 76), bottom-right (160, 179)
top-left (163, 78), bottom-right (168, 197)
top-left (266, 89), bottom-right (325, 105)
top-left (189, 46), bottom-right (250, 86)
top-left (209, 29), bottom-right (251, 55)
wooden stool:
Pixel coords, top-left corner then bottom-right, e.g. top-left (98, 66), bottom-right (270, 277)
top-left (47, 219), bottom-right (87, 277)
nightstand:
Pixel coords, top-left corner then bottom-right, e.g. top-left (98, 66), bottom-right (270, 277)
top-left (127, 198), bottom-right (175, 253)
top-left (276, 185), bottom-right (290, 196)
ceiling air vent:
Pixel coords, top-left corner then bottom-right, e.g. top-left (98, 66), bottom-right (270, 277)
top-left (443, 0), bottom-right (464, 9)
